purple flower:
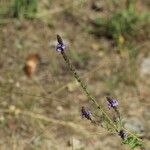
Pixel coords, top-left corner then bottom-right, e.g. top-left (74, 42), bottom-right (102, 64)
top-left (81, 106), bottom-right (92, 120)
top-left (56, 34), bottom-right (65, 52)
top-left (106, 97), bottom-right (118, 109)
top-left (56, 43), bottom-right (65, 52)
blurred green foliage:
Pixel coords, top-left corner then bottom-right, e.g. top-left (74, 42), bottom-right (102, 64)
top-left (12, 0), bottom-right (37, 19)
top-left (90, 1), bottom-right (149, 45)
top-left (123, 135), bottom-right (144, 150)
top-left (0, 0), bottom-right (37, 19)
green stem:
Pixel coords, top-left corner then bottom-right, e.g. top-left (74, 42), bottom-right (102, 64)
top-left (60, 50), bottom-right (143, 144)
top-left (61, 51), bottom-right (117, 130)
top-left (61, 51), bottom-right (97, 105)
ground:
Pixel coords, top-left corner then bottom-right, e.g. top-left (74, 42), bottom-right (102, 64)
top-left (0, 0), bottom-right (150, 150)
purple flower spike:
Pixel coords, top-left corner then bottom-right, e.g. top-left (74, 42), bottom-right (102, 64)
top-left (106, 97), bottom-right (118, 109)
top-left (81, 106), bottom-right (92, 120)
top-left (56, 43), bottom-right (65, 52)
top-left (56, 34), bottom-right (65, 52)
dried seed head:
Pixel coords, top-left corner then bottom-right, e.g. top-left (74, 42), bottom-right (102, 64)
top-left (119, 130), bottom-right (127, 140)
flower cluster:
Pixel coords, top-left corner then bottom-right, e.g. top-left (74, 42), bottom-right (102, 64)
top-left (106, 97), bottom-right (119, 109)
top-left (56, 43), bottom-right (65, 52)
top-left (81, 106), bottom-right (92, 121)
top-left (56, 35), bottom-right (65, 52)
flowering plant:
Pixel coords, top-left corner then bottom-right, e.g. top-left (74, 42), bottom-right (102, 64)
top-left (55, 35), bottom-right (144, 149)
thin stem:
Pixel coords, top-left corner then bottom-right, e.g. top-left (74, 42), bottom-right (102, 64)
top-left (60, 50), bottom-right (143, 142)
top-left (61, 51), bottom-right (98, 105)
top-left (61, 51), bottom-right (117, 130)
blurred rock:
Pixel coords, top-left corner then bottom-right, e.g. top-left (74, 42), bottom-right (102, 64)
top-left (15, 81), bottom-right (20, 88)
top-left (56, 105), bottom-right (63, 111)
top-left (67, 137), bottom-right (84, 149)
top-left (140, 57), bottom-right (150, 76)
top-left (0, 116), bottom-right (5, 122)
top-left (91, 43), bottom-right (100, 51)
top-left (124, 118), bottom-right (144, 135)
top-left (98, 51), bottom-right (104, 57)
top-left (67, 81), bottom-right (79, 92)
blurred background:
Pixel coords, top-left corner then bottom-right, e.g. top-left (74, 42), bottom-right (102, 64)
top-left (0, 0), bottom-right (149, 149)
